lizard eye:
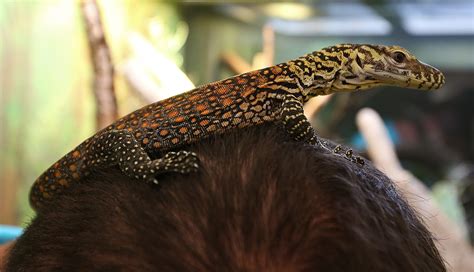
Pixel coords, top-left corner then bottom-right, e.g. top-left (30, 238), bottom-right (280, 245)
top-left (392, 51), bottom-right (407, 63)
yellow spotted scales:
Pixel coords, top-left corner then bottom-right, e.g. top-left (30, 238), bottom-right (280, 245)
top-left (30, 44), bottom-right (445, 211)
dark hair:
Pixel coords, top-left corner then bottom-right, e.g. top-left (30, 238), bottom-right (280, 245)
top-left (5, 124), bottom-right (445, 271)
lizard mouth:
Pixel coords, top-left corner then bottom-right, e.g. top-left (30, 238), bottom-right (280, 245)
top-left (401, 62), bottom-right (445, 91)
top-left (366, 68), bottom-right (445, 91)
top-left (404, 77), bottom-right (445, 90)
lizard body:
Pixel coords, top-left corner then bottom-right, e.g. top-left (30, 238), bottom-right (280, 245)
top-left (30, 44), bottom-right (445, 211)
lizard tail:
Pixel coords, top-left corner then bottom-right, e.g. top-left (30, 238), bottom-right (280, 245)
top-left (29, 148), bottom-right (86, 211)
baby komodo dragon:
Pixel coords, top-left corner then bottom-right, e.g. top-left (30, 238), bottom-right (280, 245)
top-left (30, 44), bottom-right (445, 211)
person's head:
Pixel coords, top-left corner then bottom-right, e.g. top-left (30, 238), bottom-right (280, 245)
top-left (4, 124), bottom-right (445, 271)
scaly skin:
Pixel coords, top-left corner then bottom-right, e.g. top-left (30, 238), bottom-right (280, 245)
top-left (30, 44), bottom-right (445, 211)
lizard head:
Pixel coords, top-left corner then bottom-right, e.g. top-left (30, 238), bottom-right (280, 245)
top-left (330, 44), bottom-right (445, 92)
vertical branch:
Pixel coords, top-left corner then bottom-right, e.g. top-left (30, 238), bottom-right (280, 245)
top-left (251, 24), bottom-right (275, 69)
top-left (80, 0), bottom-right (118, 130)
top-left (261, 24), bottom-right (274, 66)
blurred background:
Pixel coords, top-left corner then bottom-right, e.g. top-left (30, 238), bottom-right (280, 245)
top-left (0, 0), bottom-right (473, 251)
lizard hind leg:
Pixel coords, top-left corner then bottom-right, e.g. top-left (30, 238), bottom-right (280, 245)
top-left (149, 150), bottom-right (199, 181)
top-left (119, 150), bottom-right (199, 184)
top-left (91, 130), bottom-right (199, 184)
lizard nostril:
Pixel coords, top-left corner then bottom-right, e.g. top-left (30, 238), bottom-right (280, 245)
top-left (355, 55), bottom-right (363, 67)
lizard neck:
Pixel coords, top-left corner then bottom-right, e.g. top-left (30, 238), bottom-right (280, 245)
top-left (287, 46), bottom-right (347, 101)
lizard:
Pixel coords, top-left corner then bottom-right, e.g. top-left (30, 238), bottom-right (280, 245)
top-left (30, 44), bottom-right (445, 211)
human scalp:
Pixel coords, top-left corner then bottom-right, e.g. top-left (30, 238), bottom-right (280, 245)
top-left (5, 124), bottom-right (445, 271)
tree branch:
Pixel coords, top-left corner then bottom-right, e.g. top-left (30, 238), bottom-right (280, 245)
top-left (80, 0), bottom-right (118, 130)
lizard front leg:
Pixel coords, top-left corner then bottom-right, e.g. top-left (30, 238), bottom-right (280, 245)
top-left (87, 130), bottom-right (199, 183)
top-left (280, 96), bottom-right (364, 166)
top-left (280, 96), bottom-right (319, 145)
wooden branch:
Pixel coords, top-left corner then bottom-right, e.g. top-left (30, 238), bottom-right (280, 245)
top-left (252, 25), bottom-right (275, 69)
top-left (222, 26), bottom-right (274, 74)
top-left (356, 108), bottom-right (474, 272)
top-left (80, 0), bottom-right (118, 130)
top-left (221, 52), bottom-right (252, 75)
top-left (303, 95), bottom-right (332, 119)
top-left (122, 58), bottom-right (162, 104)
top-left (122, 33), bottom-right (195, 104)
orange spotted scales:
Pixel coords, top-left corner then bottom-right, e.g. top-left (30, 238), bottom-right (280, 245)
top-left (30, 44), bottom-right (445, 211)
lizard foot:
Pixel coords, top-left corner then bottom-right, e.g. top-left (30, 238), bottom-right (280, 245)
top-left (333, 145), bottom-right (365, 167)
top-left (152, 150), bottom-right (199, 175)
